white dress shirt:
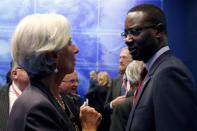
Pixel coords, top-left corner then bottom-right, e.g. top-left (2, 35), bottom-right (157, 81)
top-left (9, 82), bottom-right (22, 113)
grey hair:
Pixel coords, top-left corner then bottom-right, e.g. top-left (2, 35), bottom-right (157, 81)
top-left (11, 13), bottom-right (71, 79)
top-left (125, 60), bottom-right (144, 87)
top-left (90, 70), bottom-right (97, 79)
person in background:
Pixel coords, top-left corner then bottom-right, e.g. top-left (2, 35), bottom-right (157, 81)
top-left (89, 70), bottom-right (98, 89)
top-left (0, 61), bottom-right (30, 131)
top-left (59, 71), bottom-right (82, 131)
top-left (59, 70), bottom-right (81, 97)
top-left (85, 71), bottom-right (98, 102)
top-left (123, 4), bottom-right (197, 131)
top-left (7, 13), bottom-right (101, 131)
top-left (110, 60), bottom-right (144, 131)
top-left (105, 47), bottom-right (132, 111)
top-left (87, 71), bottom-right (111, 131)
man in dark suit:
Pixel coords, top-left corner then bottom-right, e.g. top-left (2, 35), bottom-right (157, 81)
top-left (0, 83), bottom-right (10, 131)
top-left (105, 47), bottom-right (132, 111)
top-left (122, 4), bottom-right (197, 131)
top-left (88, 70), bottom-right (98, 89)
top-left (59, 71), bottom-right (83, 131)
top-left (110, 97), bottom-right (131, 131)
top-left (0, 64), bottom-right (29, 131)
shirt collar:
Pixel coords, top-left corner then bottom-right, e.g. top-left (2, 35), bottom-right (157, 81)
top-left (145, 46), bottom-right (170, 71)
top-left (11, 82), bottom-right (22, 96)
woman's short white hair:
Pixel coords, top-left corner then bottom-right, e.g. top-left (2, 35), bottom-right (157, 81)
top-left (11, 13), bottom-right (71, 78)
top-left (125, 60), bottom-right (144, 86)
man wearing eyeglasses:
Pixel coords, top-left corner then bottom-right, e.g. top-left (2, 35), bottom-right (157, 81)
top-left (59, 71), bottom-right (80, 96)
top-left (59, 71), bottom-right (82, 131)
top-left (124, 4), bottom-right (197, 131)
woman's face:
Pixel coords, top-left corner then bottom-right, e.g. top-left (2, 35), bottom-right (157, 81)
top-left (97, 73), bottom-right (108, 86)
top-left (57, 39), bottom-right (79, 75)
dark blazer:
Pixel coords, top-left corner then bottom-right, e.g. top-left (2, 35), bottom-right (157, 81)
top-left (110, 97), bottom-right (132, 131)
top-left (89, 79), bottom-right (97, 89)
top-left (0, 83), bottom-right (10, 131)
top-left (104, 75), bottom-right (122, 111)
top-left (126, 51), bottom-right (197, 131)
top-left (88, 85), bottom-right (108, 112)
top-left (86, 85), bottom-right (110, 131)
top-left (7, 80), bottom-right (75, 131)
top-left (61, 93), bottom-right (82, 131)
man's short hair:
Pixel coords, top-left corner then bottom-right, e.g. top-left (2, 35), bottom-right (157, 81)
top-left (128, 4), bottom-right (167, 34)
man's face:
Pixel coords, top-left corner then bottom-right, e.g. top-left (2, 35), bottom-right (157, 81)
top-left (59, 72), bottom-right (79, 96)
top-left (124, 11), bottom-right (159, 62)
top-left (119, 48), bottom-right (132, 74)
top-left (11, 68), bottom-right (30, 91)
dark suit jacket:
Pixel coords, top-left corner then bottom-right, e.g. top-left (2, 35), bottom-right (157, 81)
top-left (0, 83), bottom-right (10, 131)
top-left (126, 51), bottom-right (197, 131)
top-left (110, 97), bottom-right (132, 131)
top-left (104, 75), bottom-right (122, 111)
top-left (89, 79), bottom-right (97, 89)
top-left (7, 80), bottom-right (75, 131)
top-left (86, 85), bottom-right (110, 131)
top-left (61, 93), bottom-right (82, 131)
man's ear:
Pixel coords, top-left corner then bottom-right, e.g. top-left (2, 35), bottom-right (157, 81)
top-left (154, 23), bottom-right (164, 37)
top-left (11, 69), bottom-right (17, 80)
top-left (156, 23), bottom-right (164, 32)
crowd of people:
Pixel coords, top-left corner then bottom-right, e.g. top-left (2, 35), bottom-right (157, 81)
top-left (0, 3), bottom-right (197, 131)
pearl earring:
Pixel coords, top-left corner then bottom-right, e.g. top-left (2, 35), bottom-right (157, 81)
top-left (54, 68), bottom-right (58, 73)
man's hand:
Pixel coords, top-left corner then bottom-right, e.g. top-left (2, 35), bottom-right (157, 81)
top-left (111, 95), bottom-right (126, 107)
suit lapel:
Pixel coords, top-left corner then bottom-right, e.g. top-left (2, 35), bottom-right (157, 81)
top-left (113, 76), bottom-right (122, 98)
top-left (126, 76), bottom-right (151, 131)
top-left (135, 75), bottom-right (150, 105)
top-left (126, 51), bottom-right (172, 131)
top-left (131, 50), bottom-right (172, 110)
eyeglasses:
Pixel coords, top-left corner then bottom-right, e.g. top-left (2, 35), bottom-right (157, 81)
top-left (62, 79), bottom-right (80, 84)
top-left (121, 24), bottom-right (157, 39)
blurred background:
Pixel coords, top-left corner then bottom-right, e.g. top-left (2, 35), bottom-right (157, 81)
top-left (0, 0), bottom-right (196, 97)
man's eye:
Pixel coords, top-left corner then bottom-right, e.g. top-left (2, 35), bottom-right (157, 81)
top-left (128, 29), bottom-right (141, 36)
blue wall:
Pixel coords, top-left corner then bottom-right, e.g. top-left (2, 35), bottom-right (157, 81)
top-left (163, 0), bottom-right (197, 83)
top-left (0, 0), bottom-right (162, 96)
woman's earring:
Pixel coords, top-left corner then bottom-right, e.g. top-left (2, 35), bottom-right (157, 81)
top-left (54, 68), bottom-right (58, 73)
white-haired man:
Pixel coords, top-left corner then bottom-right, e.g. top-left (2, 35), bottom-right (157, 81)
top-left (110, 60), bottom-right (144, 131)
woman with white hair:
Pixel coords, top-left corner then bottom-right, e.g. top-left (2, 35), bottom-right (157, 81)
top-left (7, 13), bottom-right (101, 131)
top-left (110, 60), bottom-right (144, 131)
top-left (125, 60), bottom-right (144, 94)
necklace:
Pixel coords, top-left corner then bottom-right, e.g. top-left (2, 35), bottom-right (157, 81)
top-left (55, 94), bottom-right (65, 111)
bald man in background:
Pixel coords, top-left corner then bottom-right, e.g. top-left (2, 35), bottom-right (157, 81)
top-left (0, 62), bottom-right (29, 131)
